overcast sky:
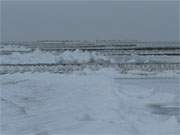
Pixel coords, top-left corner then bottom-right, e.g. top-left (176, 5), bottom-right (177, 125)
top-left (1, 1), bottom-right (179, 41)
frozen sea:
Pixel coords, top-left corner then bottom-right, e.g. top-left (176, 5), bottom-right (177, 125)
top-left (0, 46), bottom-right (180, 135)
top-left (0, 68), bottom-right (180, 135)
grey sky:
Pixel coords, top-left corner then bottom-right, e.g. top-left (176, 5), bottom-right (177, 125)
top-left (1, 1), bottom-right (179, 41)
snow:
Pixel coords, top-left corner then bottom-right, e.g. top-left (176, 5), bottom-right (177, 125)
top-left (1, 68), bottom-right (179, 135)
top-left (1, 49), bottom-right (179, 64)
top-left (0, 43), bottom-right (179, 134)
top-left (0, 49), bottom-right (111, 64)
top-left (56, 50), bottom-right (110, 64)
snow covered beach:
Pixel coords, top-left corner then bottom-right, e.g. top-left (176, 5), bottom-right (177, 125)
top-left (0, 42), bottom-right (180, 135)
top-left (1, 69), bottom-right (180, 135)
top-left (1, 0), bottom-right (180, 134)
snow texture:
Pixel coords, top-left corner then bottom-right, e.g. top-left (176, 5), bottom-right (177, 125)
top-left (0, 68), bottom-right (180, 135)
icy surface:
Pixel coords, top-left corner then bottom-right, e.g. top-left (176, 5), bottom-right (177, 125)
top-left (0, 45), bottom-right (31, 51)
top-left (112, 55), bottom-right (180, 64)
top-left (0, 68), bottom-right (179, 135)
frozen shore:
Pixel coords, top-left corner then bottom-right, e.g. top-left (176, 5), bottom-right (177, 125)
top-left (1, 68), bottom-right (179, 135)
